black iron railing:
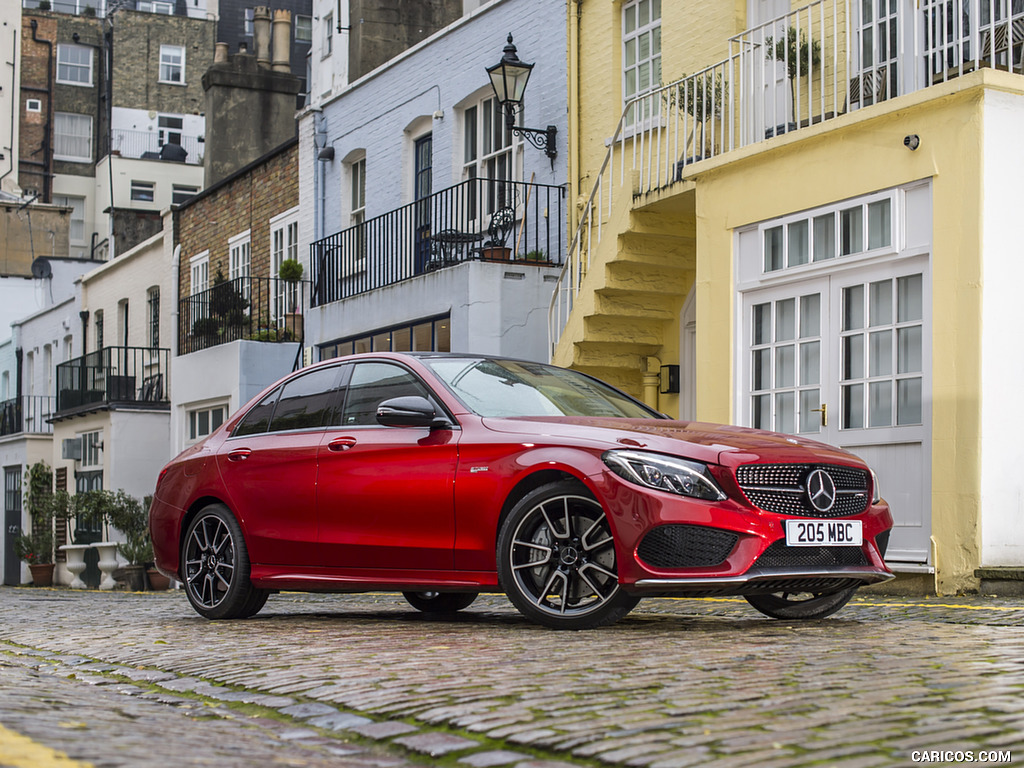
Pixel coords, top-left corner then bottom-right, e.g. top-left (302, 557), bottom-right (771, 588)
top-left (0, 396), bottom-right (56, 436)
top-left (56, 347), bottom-right (170, 415)
top-left (179, 274), bottom-right (308, 355)
top-left (310, 177), bottom-right (566, 307)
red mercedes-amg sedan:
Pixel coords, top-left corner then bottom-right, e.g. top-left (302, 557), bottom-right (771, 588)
top-left (150, 353), bottom-right (893, 629)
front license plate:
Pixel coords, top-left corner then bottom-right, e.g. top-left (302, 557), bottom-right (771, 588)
top-left (785, 519), bottom-right (863, 547)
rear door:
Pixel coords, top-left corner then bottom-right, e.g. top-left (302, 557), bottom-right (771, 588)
top-left (218, 365), bottom-right (344, 565)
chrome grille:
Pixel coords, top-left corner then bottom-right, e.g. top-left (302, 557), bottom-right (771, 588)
top-left (735, 463), bottom-right (870, 518)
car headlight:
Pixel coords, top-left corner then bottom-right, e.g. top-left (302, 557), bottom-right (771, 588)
top-left (603, 450), bottom-right (726, 501)
top-left (870, 468), bottom-right (882, 504)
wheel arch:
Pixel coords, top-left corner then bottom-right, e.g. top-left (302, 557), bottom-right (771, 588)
top-left (179, 495), bottom-right (235, 562)
top-left (496, 468), bottom-right (592, 545)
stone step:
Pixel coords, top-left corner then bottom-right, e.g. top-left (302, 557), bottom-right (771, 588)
top-left (604, 261), bottom-right (691, 294)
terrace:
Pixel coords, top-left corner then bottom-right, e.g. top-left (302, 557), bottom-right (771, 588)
top-left (0, 396), bottom-right (56, 437)
top-left (310, 177), bottom-right (566, 307)
top-left (55, 347), bottom-right (170, 418)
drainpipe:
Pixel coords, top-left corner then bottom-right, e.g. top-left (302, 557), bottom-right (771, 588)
top-left (642, 356), bottom-right (661, 412)
top-left (1, 29), bottom-right (18, 189)
top-left (30, 20), bottom-right (54, 202)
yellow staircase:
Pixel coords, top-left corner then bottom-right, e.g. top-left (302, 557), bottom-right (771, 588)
top-left (552, 198), bottom-right (697, 398)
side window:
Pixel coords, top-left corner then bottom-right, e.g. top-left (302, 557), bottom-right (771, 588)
top-left (341, 363), bottom-right (431, 426)
top-left (233, 386), bottom-right (281, 437)
top-left (268, 366), bottom-right (343, 432)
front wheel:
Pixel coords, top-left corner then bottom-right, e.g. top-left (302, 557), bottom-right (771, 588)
top-left (745, 586), bottom-right (857, 620)
top-left (402, 591), bottom-right (478, 614)
top-left (497, 480), bottom-right (639, 630)
top-left (182, 504), bottom-right (268, 620)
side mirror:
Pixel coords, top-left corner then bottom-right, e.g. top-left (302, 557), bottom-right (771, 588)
top-left (375, 396), bottom-right (447, 428)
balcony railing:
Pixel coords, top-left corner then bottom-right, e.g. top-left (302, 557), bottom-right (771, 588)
top-left (0, 396), bottom-right (56, 436)
top-left (310, 177), bottom-right (566, 307)
top-left (549, 0), bottom-right (1024, 354)
top-left (106, 129), bottom-right (203, 165)
top-left (56, 347), bottom-right (170, 415)
top-left (179, 275), bottom-right (308, 355)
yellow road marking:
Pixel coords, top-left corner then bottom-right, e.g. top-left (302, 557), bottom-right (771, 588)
top-left (0, 723), bottom-right (94, 768)
top-left (668, 596), bottom-right (1024, 612)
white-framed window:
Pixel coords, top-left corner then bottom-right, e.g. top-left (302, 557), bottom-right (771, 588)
top-left (350, 156), bottom-right (366, 227)
top-left (26, 99), bottom-right (42, 113)
top-left (323, 13), bottom-right (333, 57)
top-left (130, 180), bottom-right (155, 202)
top-left (80, 430), bottom-right (103, 469)
top-left (462, 97), bottom-right (520, 222)
top-left (228, 230), bottom-right (251, 283)
top-left (158, 114), bottom-right (183, 146)
top-left (622, 0), bottom-right (662, 125)
top-left (758, 192), bottom-right (895, 276)
top-left (187, 403), bottom-right (227, 444)
top-left (147, 286), bottom-right (160, 348)
top-left (271, 209), bottom-right (299, 321)
top-left (57, 44), bottom-right (92, 86)
top-left (54, 112), bottom-right (92, 163)
top-left (190, 251), bottom-right (210, 295)
top-left (295, 15), bottom-right (312, 43)
top-left (53, 195), bottom-right (86, 243)
top-left (172, 184), bottom-right (198, 205)
top-left (159, 45), bottom-right (185, 84)
top-left (244, 7), bottom-right (254, 36)
top-left (138, 0), bottom-right (173, 12)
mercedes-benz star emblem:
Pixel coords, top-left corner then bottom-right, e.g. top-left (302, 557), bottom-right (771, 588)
top-left (806, 468), bottom-right (837, 512)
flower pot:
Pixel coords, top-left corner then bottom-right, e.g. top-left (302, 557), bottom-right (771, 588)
top-left (284, 312), bottom-right (303, 340)
top-left (123, 563), bottom-right (147, 592)
top-left (478, 246), bottom-right (512, 262)
top-left (28, 563), bottom-right (55, 587)
top-left (147, 568), bottom-right (170, 591)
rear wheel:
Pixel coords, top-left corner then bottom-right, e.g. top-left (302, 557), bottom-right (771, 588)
top-left (402, 591), bottom-right (478, 614)
top-left (497, 480), bottom-right (639, 630)
top-left (182, 504), bottom-right (268, 620)
top-left (745, 586), bottom-right (857, 620)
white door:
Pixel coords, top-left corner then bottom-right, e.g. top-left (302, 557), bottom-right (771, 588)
top-left (741, 0), bottom-right (792, 143)
top-left (741, 257), bottom-right (931, 564)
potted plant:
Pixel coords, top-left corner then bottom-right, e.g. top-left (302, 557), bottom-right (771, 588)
top-left (764, 26), bottom-right (822, 129)
top-left (104, 490), bottom-right (153, 591)
top-left (524, 249), bottom-right (547, 263)
top-left (278, 259), bottom-right (304, 339)
top-left (15, 461), bottom-right (56, 585)
top-left (668, 70), bottom-right (728, 169)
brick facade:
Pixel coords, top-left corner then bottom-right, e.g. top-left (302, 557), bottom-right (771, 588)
top-left (111, 9), bottom-right (215, 115)
top-left (175, 139), bottom-right (299, 302)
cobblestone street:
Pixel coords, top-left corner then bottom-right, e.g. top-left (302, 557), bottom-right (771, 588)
top-left (2, 587), bottom-right (1023, 768)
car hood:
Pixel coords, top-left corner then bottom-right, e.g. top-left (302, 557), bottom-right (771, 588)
top-left (479, 416), bottom-right (862, 468)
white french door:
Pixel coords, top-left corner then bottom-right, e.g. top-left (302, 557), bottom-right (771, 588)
top-left (741, 256), bottom-right (931, 564)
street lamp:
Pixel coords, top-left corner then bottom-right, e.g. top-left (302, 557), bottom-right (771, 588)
top-left (486, 34), bottom-right (557, 166)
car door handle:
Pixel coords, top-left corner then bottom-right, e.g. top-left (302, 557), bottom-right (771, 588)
top-left (227, 448), bottom-right (252, 462)
top-left (327, 436), bottom-right (358, 452)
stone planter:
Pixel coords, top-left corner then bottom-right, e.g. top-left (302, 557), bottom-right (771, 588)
top-left (94, 542), bottom-right (119, 590)
top-left (28, 563), bottom-right (55, 587)
top-left (59, 544), bottom-right (92, 588)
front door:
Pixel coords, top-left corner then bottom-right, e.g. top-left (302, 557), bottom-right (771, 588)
top-left (4, 467), bottom-right (21, 586)
top-left (317, 361), bottom-right (458, 571)
top-left (741, 258), bottom-right (931, 564)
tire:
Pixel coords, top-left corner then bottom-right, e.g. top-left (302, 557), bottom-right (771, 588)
top-left (497, 480), bottom-right (639, 630)
top-left (745, 586), bottom-right (858, 620)
top-left (181, 504), bottom-right (268, 620)
top-left (402, 591), bottom-right (478, 614)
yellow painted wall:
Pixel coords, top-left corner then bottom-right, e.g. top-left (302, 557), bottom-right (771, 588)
top-left (570, 1), bottom-right (744, 224)
top-left (681, 71), bottom-right (1022, 593)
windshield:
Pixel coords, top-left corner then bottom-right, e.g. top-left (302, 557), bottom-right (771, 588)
top-left (423, 358), bottom-right (661, 419)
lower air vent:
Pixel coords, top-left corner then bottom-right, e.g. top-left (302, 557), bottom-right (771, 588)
top-left (637, 525), bottom-right (738, 569)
